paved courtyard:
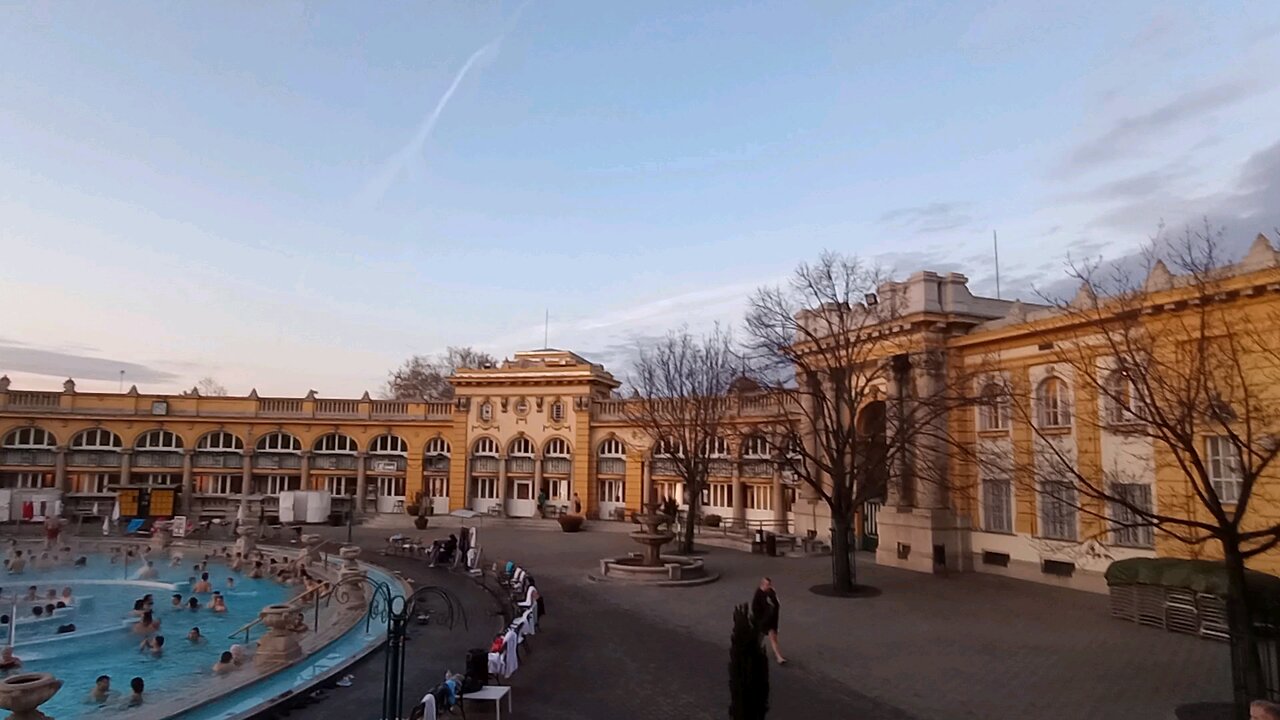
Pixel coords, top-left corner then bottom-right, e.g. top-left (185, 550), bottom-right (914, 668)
top-left (295, 518), bottom-right (1228, 720)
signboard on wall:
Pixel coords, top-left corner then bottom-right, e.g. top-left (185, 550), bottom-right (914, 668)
top-left (372, 460), bottom-right (398, 473)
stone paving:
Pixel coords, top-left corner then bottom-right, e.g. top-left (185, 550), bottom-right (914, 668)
top-left (289, 518), bottom-right (1228, 719)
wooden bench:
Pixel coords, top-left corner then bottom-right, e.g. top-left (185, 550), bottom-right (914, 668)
top-left (462, 685), bottom-right (512, 719)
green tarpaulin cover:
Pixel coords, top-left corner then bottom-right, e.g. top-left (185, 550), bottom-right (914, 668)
top-left (1105, 557), bottom-right (1280, 600)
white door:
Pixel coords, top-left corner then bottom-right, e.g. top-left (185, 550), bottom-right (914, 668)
top-left (598, 480), bottom-right (626, 520)
top-left (427, 477), bottom-right (449, 515)
top-left (507, 478), bottom-right (535, 517)
top-left (375, 476), bottom-right (405, 513)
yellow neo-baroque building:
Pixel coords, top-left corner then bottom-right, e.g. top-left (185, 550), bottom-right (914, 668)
top-left (3, 236), bottom-right (1280, 592)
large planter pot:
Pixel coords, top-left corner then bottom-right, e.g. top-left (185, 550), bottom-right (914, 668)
top-left (254, 604), bottom-right (304, 669)
top-left (558, 515), bottom-right (584, 533)
top-left (0, 672), bottom-right (63, 720)
top-left (414, 516), bottom-right (428, 530)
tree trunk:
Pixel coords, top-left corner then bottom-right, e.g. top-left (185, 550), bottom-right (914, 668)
top-left (830, 514), bottom-right (854, 594)
top-left (680, 482), bottom-right (700, 555)
top-left (1224, 542), bottom-right (1265, 716)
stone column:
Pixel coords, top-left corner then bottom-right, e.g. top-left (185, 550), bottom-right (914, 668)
top-left (181, 449), bottom-right (194, 515)
top-left (119, 450), bottom-right (132, 486)
top-left (798, 373), bottom-right (824, 501)
top-left (913, 350), bottom-right (948, 510)
top-left (355, 451), bottom-right (368, 515)
top-left (239, 450), bottom-right (254, 520)
top-left (771, 466), bottom-right (787, 529)
top-left (533, 453), bottom-right (543, 499)
top-left (885, 358), bottom-right (908, 508)
top-left (54, 447), bottom-right (67, 494)
top-left (731, 463), bottom-right (745, 529)
top-left (641, 460), bottom-right (653, 508)
top-left (497, 454), bottom-right (508, 516)
top-left (299, 451), bottom-right (311, 491)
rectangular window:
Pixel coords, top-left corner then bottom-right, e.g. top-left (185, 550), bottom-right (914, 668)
top-left (656, 481), bottom-right (684, 506)
top-left (375, 476), bottom-right (406, 497)
top-left (745, 485), bottom-right (772, 511)
top-left (260, 475), bottom-right (299, 495)
top-left (144, 473), bottom-right (177, 486)
top-left (427, 477), bottom-right (448, 498)
top-left (597, 480), bottom-right (623, 503)
top-left (67, 473), bottom-right (110, 493)
top-left (547, 478), bottom-right (570, 501)
top-left (982, 477), bottom-right (1013, 534)
top-left (707, 482), bottom-right (732, 508)
top-left (1206, 436), bottom-right (1242, 504)
top-left (1039, 481), bottom-right (1078, 541)
top-left (16, 472), bottom-right (45, 489)
top-left (515, 480), bottom-right (533, 500)
top-left (1110, 483), bottom-right (1155, 548)
top-left (471, 477), bottom-right (498, 499)
top-left (200, 474), bottom-right (240, 495)
top-left (326, 476), bottom-right (357, 496)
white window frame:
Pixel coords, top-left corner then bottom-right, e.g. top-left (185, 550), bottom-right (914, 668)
top-left (1039, 481), bottom-right (1078, 541)
top-left (143, 473), bottom-right (178, 486)
top-left (198, 432), bottom-right (243, 451)
top-left (75, 472), bottom-right (110, 494)
top-left (314, 433), bottom-right (357, 454)
top-left (427, 477), bottom-right (449, 498)
top-left (3, 427), bottom-right (56, 449)
top-left (136, 430), bottom-right (182, 450)
top-left (202, 474), bottom-right (239, 495)
top-left (14, 472), bottom-right (45, 489)
top-left (708, 482), bottom-right (732, 509)
top-left (597, 438), bottom-right (624, 458)
top-left (472, 437), bottom-right (499, 457)
top-left (326, 476), bottom-right (358, 496)
top-left (741, 435), bottom-right (770, 459)
top-left (598, 479), bottom-right (624, 504)
top-left (262, 474), bottom-right (300, 495)
top-left (369, 434), bottom-right (407, 455)
top-left (657, 481), bottom-right (685, 506)
top-left (1110, 482), bottom-right (1155, 548)
top-left (550, 401), bottom-right (565, 423)
top-left (1206, 435), bottom-right (1242, 504)
top-left (509, 437), bottom-right (535, 457)
top-left (977, 383), bottom-right (1010, 432)
top-left (702, 436), bottom-right (729, 458)
top-left (72, 428), bottom-right (122, 449)
top-left (982, 474), bottom-right (1013, 534)
top-left (745, 484), bottom-right (772, 511)
top-left (375, 476), bottom-right (406, 498)
top-left (1036, 377), bottom-right (1071, 429)
top-left (425, 437), bottom-right (451, 456)
top-left (548, 478), bottom-right (571, 501)
top-left (1104, 371), bottom-right (1135, 425)
top-left (257, 432), bottom-right (301, 453)
top-left (471, 476), bottom-right (498, 499)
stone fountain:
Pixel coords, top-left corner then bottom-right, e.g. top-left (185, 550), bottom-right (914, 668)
top-left (592, 502), bottom-right (717, 586)
top-left (0, 673), bottom-right (63, 720)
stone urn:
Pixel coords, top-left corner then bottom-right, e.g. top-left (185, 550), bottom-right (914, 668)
top-left (254, 604), bottom-right (303, 670)
top-left (299, 534), bottom-right (323, 565)
top-left (0, 673), bottom-right (63, 720)
top-left (337, 568), bottom-right (368, 610)
top-left (338, 545), bottom-right (361, 572)
top-left (234, 525), bottom-right (258, 557)
top-left (149, 520), bottom-right (173, 553)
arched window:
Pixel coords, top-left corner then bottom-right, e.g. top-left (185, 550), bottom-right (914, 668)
top-left (257, 432), bottom-right (301, 453)
top-left (2, 427), bottom-right (56, 448)
top-left (702, 436), bottom-right (729, 458)
top-left (72, 428), bottom-right (122, 449)
top-left (1036, 377), bottom-right (1071, 428)
top-left (479, 402), bottom-right (493, 422)
top-left (550, 401), bottom-right (565, 423)
top-left (472, 437), bottom-right (499, 456)
top-left (978, 383), bottom-right (1010, 432)
top-left (545, 437), bottom-right (571, 457)
top-left (597, 438), bottom-right (624, 458)
top-left (741, 435), bottom-right (769, 459)
top-left (135, 430), bottom-right (183, 450)
top-left (1104, 371), bottom-right (1134, 425)
top-left (314, 433), bottom-right (357, 453)
top-left (369, 434), bottom-right (408, 455)
top-left (655, 438), bottom-right (683, 458)
top-left (509, 437), bottom-right (535, 456)
top-left (425, 437), bottom-right (451, 456)
top-left (197, 431), bottom-right (243, 452)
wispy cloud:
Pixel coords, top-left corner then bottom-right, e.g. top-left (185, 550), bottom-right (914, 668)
top-left (0, 341), bottom-right (179, 384)
top-left (1058, 80), bottom-right (1263, 176)
top-left (878, 202), bottom-right (974, 234)
top-left (354, 3), bottom-right (530, 209)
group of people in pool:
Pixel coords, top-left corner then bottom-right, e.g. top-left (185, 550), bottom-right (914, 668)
top-left (3, 541), bottom-right (88, 575)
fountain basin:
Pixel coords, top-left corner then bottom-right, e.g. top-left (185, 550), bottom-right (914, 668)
top-left (592, 552), bottom-right (719, 586)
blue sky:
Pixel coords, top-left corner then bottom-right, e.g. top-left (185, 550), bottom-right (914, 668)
top-left (2, 1), bottom-right (1279, 395)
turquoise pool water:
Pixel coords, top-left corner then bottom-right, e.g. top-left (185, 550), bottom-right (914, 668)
top-left (6, 552), bottom-right (294, 719)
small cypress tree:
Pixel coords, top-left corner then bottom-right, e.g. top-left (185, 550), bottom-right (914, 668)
top-left (729, 603), bottom-right (769, 720)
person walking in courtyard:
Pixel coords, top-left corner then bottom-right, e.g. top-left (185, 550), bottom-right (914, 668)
top-left (572, 492), bottom-right (583, 515)
top-left (751, 576), bottom-right (786, 665)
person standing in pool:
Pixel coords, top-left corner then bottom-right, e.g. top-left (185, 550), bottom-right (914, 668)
top-left (87, 675), bottom-right (111, 704)
top-left (124, 677), bottom-right (145, 708)
top-left (194, 573), bottom-right (212, 593)
top-left (135, 561), bottom-right (158, 580)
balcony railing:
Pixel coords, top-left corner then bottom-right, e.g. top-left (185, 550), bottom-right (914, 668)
top-left (470, 456), bottom-right (499, 474)
top-left (594, 400), bottom-right (628, 419)
top-left (741, 460), bottom-right (775, 478)
top-left (366, 456), bottom-right (407, 472)
top-left (426, 403), bottom-right (453, 420)
top-left (133, 452), bottom-right (183, 468)
top-left (259, 399), bottom-right (303, 415)
top-left (424, 456), bottom-right (450, 473)
top-left (316, 399), bottom-right (359, 417)
top-left (506, 457), bottom-right (535, 474)
top-left (0, 450), bottom-right (56, 466)
top-left (311, 455), bottom-right (358, 471)
top-left (708, 459), bottom-right (735, 477)
top-left (596, 457), bottom-right (626, 475)
top-left (67, 451), bottom-right (121, 468)
top-left (194, 452), bottom-right (243, 469)
top-left (651, 458), bottom-right (681, 477)
top-left (543, 457), bottom-right (572, 475)
top-left (254, 454), bottom-right (302, 470)
top-left (7, 392), bottom-right (60, 410)
top-left (372, 400), bottom-right (410, 418)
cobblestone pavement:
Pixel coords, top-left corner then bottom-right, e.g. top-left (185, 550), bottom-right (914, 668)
top-left (292, 520), bottom-right (1228, 719)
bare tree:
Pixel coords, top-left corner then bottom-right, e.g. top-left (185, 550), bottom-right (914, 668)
top-left (625, 326), bottom-right (741, 555)
top-left (196, 377), bottom-right (228, 396)
top-left (382, 347), bottom-right (496, 401)
top-left (1003, 226), bottom-right (1280, 707)
top-left (745, 252), bottom-right (965, 594)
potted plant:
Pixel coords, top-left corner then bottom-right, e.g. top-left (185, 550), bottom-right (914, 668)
top-left (414, 515), bottom-right (429, 530)
top-left (704, 513), bottom-right (723, 528)
top-left (558, 514), bottom-right (584, 533)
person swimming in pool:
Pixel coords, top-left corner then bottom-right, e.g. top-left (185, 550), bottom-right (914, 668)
top-left (187, 627), bottom-right (204, 644)
top-left (212, 651), bottom-right (235, 675)
top-left (139, 635), bottom-right (164, 658)
top-left (194, 573), bottom-right (212, 593)
top-left (135, 561), bottom-right (158, 580)
top-left (210, 593), bottom-right (227, 613)
top-left (134, 611), bottom-right (161, 635)
top-left (187, 597), bottom-right (200, 611)
top-left (86, 675), bottom-right (111, 704)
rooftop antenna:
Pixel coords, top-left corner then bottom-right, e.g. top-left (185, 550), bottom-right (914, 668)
top-left (993, 229), bottom-right (1002, 300)
top-left (543, 308), bottom-right (549, 349)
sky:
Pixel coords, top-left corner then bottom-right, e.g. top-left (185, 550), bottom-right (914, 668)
top-left (2, 1), bottom-right (1279, 396)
